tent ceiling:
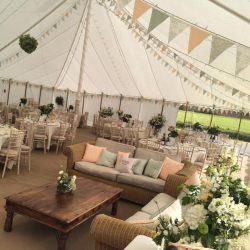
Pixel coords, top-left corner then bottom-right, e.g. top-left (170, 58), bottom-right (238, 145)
top-left (0, 0), bottom-right (250, 109)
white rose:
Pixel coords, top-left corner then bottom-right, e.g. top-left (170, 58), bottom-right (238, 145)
top-left (163, 230), bottom-right (168, 236)
top-left (59, 170), bottom-right (64, 175)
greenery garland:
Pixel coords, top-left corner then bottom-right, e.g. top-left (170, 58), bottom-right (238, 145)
top-left (19, 34), bottom-right (38, 54)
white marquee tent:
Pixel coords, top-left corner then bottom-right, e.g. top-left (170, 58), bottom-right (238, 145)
top-left (0, 0), bottom-right (250, 125)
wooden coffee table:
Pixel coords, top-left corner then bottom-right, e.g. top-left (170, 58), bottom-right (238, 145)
top-left (4, 177), bottom-right (123, 250)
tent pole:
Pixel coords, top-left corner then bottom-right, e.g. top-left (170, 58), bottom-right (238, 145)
top-left (75, 0), bottom-right (91, 115)
top-left (160, 99), bottom-right (165, 115)
top-left (82, 91), bottom-right (86, 114)
top-left (118, 94), bottom-right (122, 111)
top-left (65, 89), bottom-right (69, 109)
top-left (24, 82), bottom-right (28, 98)
top-left (6, 79), bottom-right (12, 105)
top-left (38, 85), bottom-right (43, 105)
top-left (138, 97), bottom-right (143, 120)
top-left (209, 105), bottom-right (215, 128)
top-left (183, 101), bottom-right (189, 125)
top-left (99, 92), bottom-right (104, 110)
top-left (236, 111), bottom-right (243, 142)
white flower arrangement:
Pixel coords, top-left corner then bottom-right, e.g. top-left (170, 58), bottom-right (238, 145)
top-left (56, 170), bottom-right (76, 193)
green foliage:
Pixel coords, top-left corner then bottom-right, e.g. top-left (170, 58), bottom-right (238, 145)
top-left (19, 34), bottom-right (38, 54)
top-left (39, 103), bottom-right (54, 116)
top-left (68, 105), bottom-right (74, 110)
top-left (168, 130), bottom-right (178, 138)
top-left (99, 107), bottom-right (114, 118)
top-left (20, 97), bottom-right (27, 106)
top-left (55, 96), bottom-right (64, 106)
top-left (207, 126), bottom-right (220, 136)
top-left (149, 114), bottom-right (166, 130)
top-left (120, 113), bottom-right (132, 123)
top-left (57, 171), bottom-right (76, 193)
top-left (193, 122), bottom-right (203, 131)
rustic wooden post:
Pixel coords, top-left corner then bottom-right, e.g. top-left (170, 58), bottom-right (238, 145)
top-left (99, 92), bottom-right (104, 110)
top-left (160, 99), bottom-right (165, 115)
top-left (24, 82), bottom-right (28, 97)
top-left (65, 89), bottom-right (69, 108)
top-left (183, 101), bottom-right (189, 125)
top-left (209, 105), bottom-right (215, 128)
top-left (236, 111), bottom-right (244, 142)
top-left (38, 85), bottom-right (43, 105)
top-left (81, 91), bottom-right (86, 114)
top-left (6, 79), bottom-right (12, 105)
top-left (118, 94), bottom-right (122, 111)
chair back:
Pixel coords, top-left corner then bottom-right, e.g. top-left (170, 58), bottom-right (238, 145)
top-left (7, 129), bottom-right (24, 152)
top-left (34, 123), bottom-right (47, 136)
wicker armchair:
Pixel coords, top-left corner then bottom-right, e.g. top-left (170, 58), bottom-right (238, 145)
top-left (90, 214), bottom-right (155, 250)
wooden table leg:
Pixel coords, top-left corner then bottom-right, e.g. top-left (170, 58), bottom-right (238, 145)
top-left (4, 205), bottom-right (14, 232)
top-left (56, 231), bottom-right (69, 250)
top-left (111, 200), bottom-right (118, 216)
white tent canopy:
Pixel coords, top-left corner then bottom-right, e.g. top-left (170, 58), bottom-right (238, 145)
top-left (0, 0), bottom-right (250, 111)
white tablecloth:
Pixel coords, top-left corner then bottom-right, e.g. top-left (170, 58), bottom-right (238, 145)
top-left (0, 127), bottom-right (10, 150)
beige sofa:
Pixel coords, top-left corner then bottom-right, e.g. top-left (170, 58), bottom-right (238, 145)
top-left (63, 138), bottom-right (197, 205)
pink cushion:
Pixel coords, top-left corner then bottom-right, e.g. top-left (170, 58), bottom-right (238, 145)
top-left (159, 157), bottom-right (184, 180)
top-left (115, 151), bottom-right (130, 168)
top-left (82, 144), bottom-right (106, 163)
top-left (115, 158), bottom-right (137, 174)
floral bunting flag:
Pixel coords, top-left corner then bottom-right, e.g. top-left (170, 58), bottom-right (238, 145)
top-left (188, 27), bottom-right (209, 53)
top-left (147, 8), bottom-right (168, 33)
top-left (235, 45), bottom-right (250, 75)
top-left (132, 0), bottom-right (150, 21)
top-left (209, 36), bottom-right (233, 63)
top-left (232, 88), bottom-right (239, 96)
top-left (168, 17), bottom-right (188, 43)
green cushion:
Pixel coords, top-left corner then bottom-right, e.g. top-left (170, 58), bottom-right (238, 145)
top-left (143, 159), bottom-right (163, 179)
top-left (133, 159), bottom-right (148, 175)
top-left (96, 150), bottom-right (117, 168)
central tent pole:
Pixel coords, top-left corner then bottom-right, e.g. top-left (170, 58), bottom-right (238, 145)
top-left (236, 111), bottom-right (243, 142)
top-left (75, 0), bottom-right (91, 115)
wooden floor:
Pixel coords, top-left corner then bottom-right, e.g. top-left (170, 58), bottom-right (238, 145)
top-left (0, 127), bottom-right (140, 250)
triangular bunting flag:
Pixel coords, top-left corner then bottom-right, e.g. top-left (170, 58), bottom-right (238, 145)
top-left (168, 18), bottom-right (188, 43)
top-left (232, 88), bottom-right (239, 96)
top-left (188, 27), bottom-right (209, 53)
top-left (147, 8), bottom-right (168, 33)
top-left (132, 0), bottom-right (150, 21)
top-left (200, 70), bottom-right (205, 78)
top-left (209, 36), bottom-right (233, 63)
top-left (235, 45), bottom-right (250, 75)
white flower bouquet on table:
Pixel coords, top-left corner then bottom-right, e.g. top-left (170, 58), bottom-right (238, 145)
top-left (56, 170), bottom-right (76, 193)
top-left (153, 156), bottom-right (250, 250)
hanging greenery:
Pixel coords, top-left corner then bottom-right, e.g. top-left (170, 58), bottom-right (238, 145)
top-left (20, 97), bottom-right (27, 106)
top-left (19, 34), bottom-right (38, 54)
top-left (99, 107), bottom-right (114, 118)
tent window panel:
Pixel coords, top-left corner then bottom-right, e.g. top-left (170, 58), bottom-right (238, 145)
top-left (84, 95), bottom-right (101, 126)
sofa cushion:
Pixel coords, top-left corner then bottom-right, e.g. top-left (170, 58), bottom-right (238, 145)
top-left (133, 159), bottom-right (148, 175)
top-left (151, 199), bottom-right (182, 221)
top-left (141, 193), bottom-right (176, 215)
top-left (115, 151), bottom-right (130, 168)
top-left (126, 211), bottom-right (151, 222)
top-left (96, 150), bottom-right (117, 168)
top-left (134, 148), bottom-right (166, 161)
top-left (143, 159), bottom-right (163, 179)
top-left (82, 144), bottom-right (106, 163)
top-left (96, 138), bottom-right (135, 156)
top-left (115, 158), bottom-right (137, 174)
top-left (75, 161), bottom-right (120, 181)
top-left (159, 157), bottom-right (184, 180)
top-left (117, 173), bottom-right (165, 193)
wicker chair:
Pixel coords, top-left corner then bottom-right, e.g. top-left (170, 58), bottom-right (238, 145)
top-left (20, 129), bottom-right (33, 172)
top-left (110, 125), bottom-right (123, 142)
top-left (0, 129), bottom-right (24, 178)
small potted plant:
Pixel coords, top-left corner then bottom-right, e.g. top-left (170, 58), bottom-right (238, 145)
top-left (99, 107), bottom-right (114, 118)
top-left (193, 122), bottom-right (203, 132)
top-left (19, 34), bottom-right (38, 54)
top-left (20, 97), bottom-right (27, 107)
top-left (120, 113), bottom-right (132, 127)
top-left (149, 114), bottom-right (166, 137)
top-left (57, 170), bottom-right (76, 194)
top-left (207, 126), bottom-right (220, 141)
top-left (55, 96), bottom-right (64, 107)
top-left (68, 105), bottom-right (74, 111)
top-left (38, 103), bottom-right (54, 119)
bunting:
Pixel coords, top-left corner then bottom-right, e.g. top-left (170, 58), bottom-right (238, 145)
top-left (115, 0), bottom-right (131, 14)
top-left (168, 18), bottom-right (188, 43)
top-left (132, 0), bottom-right (150, 21)
top-left (209, 36), bottom-right (233, 63)
top-left (147, 9), bottom-right (168, 33)
top-left (232, 88), bottom-right (239, 96)
top-left (188, 27), bottom-right (209, 53)
top-left (235, 45), bottom-right (250, 75)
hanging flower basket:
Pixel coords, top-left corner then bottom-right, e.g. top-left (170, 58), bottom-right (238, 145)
top-left (19, 34), bottom-right (38, 54)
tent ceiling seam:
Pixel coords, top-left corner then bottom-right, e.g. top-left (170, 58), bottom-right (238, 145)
top-left (106, 10), bottom-right (143, 97)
